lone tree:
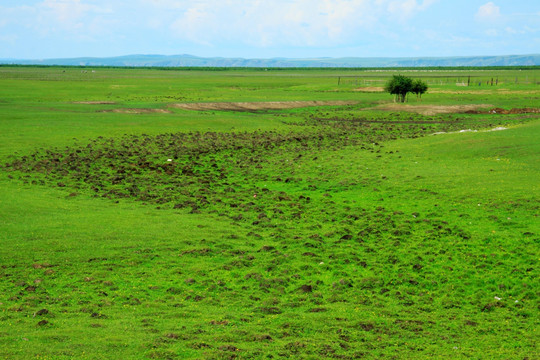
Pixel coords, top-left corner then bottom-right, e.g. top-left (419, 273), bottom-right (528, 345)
top-left (384, 75), bottom-right (428, 103)
top-left (411, 79), bottom-right (428, 101)
top-left (384, 75), bottom-right (413, 103)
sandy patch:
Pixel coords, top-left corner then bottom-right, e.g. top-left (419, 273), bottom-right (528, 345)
top-left (365, 104), bottom-right (493, 116)
top-left (170, 101), bottom-right (358, 112)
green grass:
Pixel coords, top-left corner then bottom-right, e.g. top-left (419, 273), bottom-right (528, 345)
top-left (0, 67), bottom-right (539, 359)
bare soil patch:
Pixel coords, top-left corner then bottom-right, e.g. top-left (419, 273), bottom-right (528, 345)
top-left (353, 87), bottom-right (384, 92)
top-left (366, 104), bottom-right (494, 116)
top-left (465, 107), bottom-right (540, 115)
top-left (170, 101), bottom-right (358, 112)
top-left (100, 108), bottom-right (172, 114)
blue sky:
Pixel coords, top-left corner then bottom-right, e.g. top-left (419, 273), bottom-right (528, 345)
top-left (0, 0), bottom-right (539, 59)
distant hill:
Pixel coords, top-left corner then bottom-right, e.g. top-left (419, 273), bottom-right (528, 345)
top-left (1, 54), bottom-right (539, 67)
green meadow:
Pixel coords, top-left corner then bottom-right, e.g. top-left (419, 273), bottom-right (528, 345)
top-left (0, 66), bottom-right (538, 359)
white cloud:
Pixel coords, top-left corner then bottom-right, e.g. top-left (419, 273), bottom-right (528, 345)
top-left (505, 26), bottom-right (532, 35)
top-left (505, 27), bottom-right (517, 34)
top-left (171, 3), bottom-right (216, 45)
top-left (167, 0), bottom-right (436, 48)
top-left (13, 0), bottom-right (118, 42)
top-left (40, 0), bottom-right (112, 27)
top-left (386, 0), bottom-right (435, 20)
top-left (0, 5), bottom-right (36, 28)
top-left (141, 0), bottom-right (188, 8)
top-left (171, 1), bottom-right (372, 47)
top-left (0, 34), bottom-right (18, 44)
top-left (476, 2), bottom-right (501, 22)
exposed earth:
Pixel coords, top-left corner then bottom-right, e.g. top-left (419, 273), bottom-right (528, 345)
top-left (170, 100), bottom-right (358, 111)
top-left (366, 104), bottom-right (494, 116)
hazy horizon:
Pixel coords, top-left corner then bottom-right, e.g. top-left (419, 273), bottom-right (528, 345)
top-left (2, 53), bottom-right (540, 62)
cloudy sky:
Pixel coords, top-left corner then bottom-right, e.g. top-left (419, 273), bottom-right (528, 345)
top-left (0, 0), bottom-right (539, 59)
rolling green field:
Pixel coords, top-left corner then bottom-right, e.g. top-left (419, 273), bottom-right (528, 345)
top-left (0, 66), bottom-right (539, 359)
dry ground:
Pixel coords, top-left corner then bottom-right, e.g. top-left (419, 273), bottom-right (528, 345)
top-left (75, 100), bottom-right (540, 117)
top-left (170, 100), bottom-right (358, 111)
top-left (100, 108), bottom-right (172, 114)
top-left (353, 86), bottom-right (384, 92)
top-left (365, 104), bottom-right (494, 116)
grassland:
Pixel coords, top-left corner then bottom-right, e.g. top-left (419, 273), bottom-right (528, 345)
top-left (0, 66), bottom-right (539, 359)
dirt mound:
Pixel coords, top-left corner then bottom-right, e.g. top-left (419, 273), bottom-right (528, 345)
top-left (100, 108), bottom-right (172, 114)
top-left (170, 101), bottom-right (358, 112)
top-left (367, 104), bottom-right (493, 116)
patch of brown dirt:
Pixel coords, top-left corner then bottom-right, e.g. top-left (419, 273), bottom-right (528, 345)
top-left (465, 107), bottom-right (540, 115)
top-left (170, 101), bottom-right (358, 112)
top-left (353, 87), bottom-right (384, 92)
top-left (366, 104), bottom-right (494, 116)
top-left (73, 101), bottom-right (116, 105)
top-left (100, 108), bottom-right (172, 114)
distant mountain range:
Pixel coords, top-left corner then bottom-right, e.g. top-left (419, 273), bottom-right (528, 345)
top-left (1, 54), bottom-right (539, 67)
